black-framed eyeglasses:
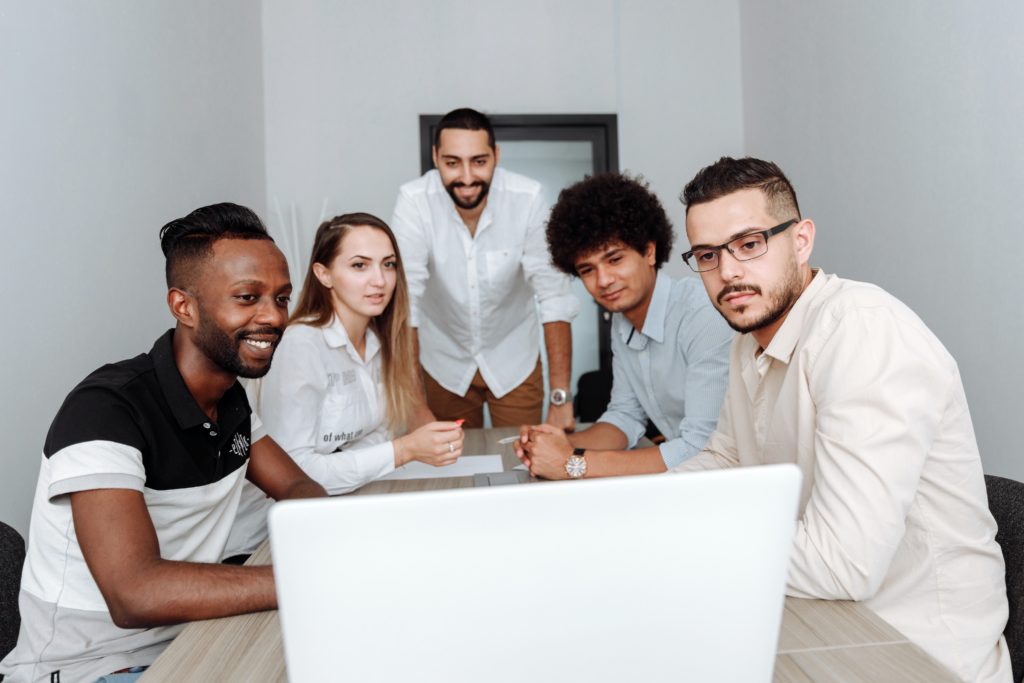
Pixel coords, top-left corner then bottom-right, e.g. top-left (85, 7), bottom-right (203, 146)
top-left (681, 219), bottom-right (798, 273)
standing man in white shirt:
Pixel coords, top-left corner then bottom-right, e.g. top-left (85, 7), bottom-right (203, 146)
top-left (675, 156), bottom-right (1011, 683)
top-left (391, 108), bottom-right (580, 429)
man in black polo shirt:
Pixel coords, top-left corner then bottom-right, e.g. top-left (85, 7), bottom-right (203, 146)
top-left (1, 203), bottom-right (327, 683)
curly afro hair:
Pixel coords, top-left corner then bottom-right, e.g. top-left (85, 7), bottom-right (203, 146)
top-left (546, 172), bottom-right (674, 276)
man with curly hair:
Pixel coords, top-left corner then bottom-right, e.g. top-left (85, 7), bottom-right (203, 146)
top-left (516, 173), bottom-right (733, 479)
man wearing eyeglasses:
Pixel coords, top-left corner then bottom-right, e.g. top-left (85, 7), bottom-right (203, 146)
top-left (674, 156), bottom-right (1010, 683)
top-left (515, 172), bottom-right (733, 480)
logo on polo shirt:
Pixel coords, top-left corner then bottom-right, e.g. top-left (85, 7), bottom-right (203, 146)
top-left (229, 433), bottom-right (251, 459)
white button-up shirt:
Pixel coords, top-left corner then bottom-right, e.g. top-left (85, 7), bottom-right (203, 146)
top-left (674, 271), bottom-right (1011, 683)
top-left (391, 168), bottom-right (579, 398)
top-left (251, 317), bottom-right (395, 495)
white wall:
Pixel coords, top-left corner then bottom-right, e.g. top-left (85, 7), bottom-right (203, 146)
top-left (260, 0), bottom-right (744, 282)
top-left (0, 2), bottom-right (266, 536)
top-left (739, 1), bottom-right (1024, 477)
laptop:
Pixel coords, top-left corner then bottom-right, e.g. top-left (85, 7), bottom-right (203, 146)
top-left (269, 464), bottom-right (801, 682)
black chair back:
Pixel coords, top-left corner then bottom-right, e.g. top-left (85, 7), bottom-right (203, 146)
top-left (0, 521), bottom-right (25, 662)
top-left (987, 474), bottom-right (1024, 683)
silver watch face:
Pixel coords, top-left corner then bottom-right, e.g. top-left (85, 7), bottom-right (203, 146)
top-left (550, 388), bottom-right (569, 406)
top-left (565, 455), bottom-right (587, 479)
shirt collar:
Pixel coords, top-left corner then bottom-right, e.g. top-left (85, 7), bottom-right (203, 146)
top-left (322, 316), bottom-right (381, 363)
top-left (614, 270), bottom-right (671, 349)
top-left (761, 268), bottom-right (828, 364)
top-left (150, 329), bottom-right (251, 430)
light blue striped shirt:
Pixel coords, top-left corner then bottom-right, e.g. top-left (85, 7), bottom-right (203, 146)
top-left (598, 272), bottom-right (733, 467)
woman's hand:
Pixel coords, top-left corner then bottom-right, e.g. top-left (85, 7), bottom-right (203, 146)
top-left (394, 421), bottom-right (464, 467)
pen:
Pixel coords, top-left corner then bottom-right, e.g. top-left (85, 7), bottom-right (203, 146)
top-left (497, 435), bottom-right (519, 445)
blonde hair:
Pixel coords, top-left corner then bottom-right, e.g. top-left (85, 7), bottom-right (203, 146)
top-left (289, 213), bottom-right (417, 431)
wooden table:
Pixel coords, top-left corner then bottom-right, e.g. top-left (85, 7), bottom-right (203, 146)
top-left (143, 427), bottom-right (960, 683)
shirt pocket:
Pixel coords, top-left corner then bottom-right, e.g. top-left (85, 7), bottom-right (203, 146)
top-left (317, 387), bottom-right (371, 452)
top-left (484, 247), bottom-right (522, 290)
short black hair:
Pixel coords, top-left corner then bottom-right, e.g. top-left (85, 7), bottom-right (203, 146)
top-left (433, 107), bottom-right (495, 149)
top-left (681, 157), bottom-right (801, 221)
top-left (159, 202), bottom-right (273, 289)
top-left (546, 173), bottom-right (675, 275)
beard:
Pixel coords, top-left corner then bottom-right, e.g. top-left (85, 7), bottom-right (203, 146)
top-left (194, 316), bottom-right (282, 379)
top-left (444, 179), bottom-right (491, 210)
top-left (716, 257), bottom-right (804, 335)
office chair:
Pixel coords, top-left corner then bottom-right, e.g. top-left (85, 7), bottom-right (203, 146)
top-left (0, 521), bottom-right (25, 664)
top-left (986, 474), bottom-right (1024, 683)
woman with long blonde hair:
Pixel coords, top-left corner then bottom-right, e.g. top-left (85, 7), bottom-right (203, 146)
top-left (254, 212), bottom-right (463, 494)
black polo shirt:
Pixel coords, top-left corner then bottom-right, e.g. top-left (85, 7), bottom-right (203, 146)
top-left (44, 328), bottom-right (254, 489)
top-left (0, 330), bottom-right (267, 683)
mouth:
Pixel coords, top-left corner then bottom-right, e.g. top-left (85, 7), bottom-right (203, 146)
top-left (602, 288), bottom-right (625, 303)
top-left (723, 292), bottom-right (755, 306)
top-left (238, 329), bottom-right (281, 359)
top-left (719, 285), bottom-right (760, 308)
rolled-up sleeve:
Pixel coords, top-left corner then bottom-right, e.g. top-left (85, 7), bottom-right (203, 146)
top-left (391, 189), bottom-right (430, 328)
top-left (521, 193), bottom-right (579, 323)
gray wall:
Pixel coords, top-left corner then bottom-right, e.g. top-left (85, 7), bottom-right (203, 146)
top-left (739, 0), bottom-right (1023, 479)
top-left (0, 2), bottom-right (267, 536)
top-left (260, 0), bottom-right (744, 282)
top-left (2, 0), bottom-right (1018, 537)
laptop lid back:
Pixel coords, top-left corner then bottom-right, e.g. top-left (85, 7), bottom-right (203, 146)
top-left (270, 464), bottom-right (801, 682)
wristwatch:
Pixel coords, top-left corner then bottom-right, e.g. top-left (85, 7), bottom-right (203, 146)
top-left (565, 447), bottom-right (587, 479)
top-left (550, 388), bottom-right (572, 407)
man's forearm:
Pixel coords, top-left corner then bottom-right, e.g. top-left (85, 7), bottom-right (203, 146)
top-left (567, 423), bottom-right (666, 476)
top-left (109, 560), bottom-right (277, 629)
top-left (541, 321), bottom-right (572, 389)
top-left (583, 445), bottom-right (668, 477)
top-left (568, 421), bottom-right (628, 450)
top-left (281, 479), bottom-right (327, 500)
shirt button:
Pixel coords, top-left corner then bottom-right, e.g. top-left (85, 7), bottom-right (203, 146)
top-left (210, 431), bottom-right (218, 437)
top-left (203, 422), bottom-right (211, 429)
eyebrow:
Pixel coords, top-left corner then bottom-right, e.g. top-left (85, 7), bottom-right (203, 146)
top-left (575, 247), bottom-right (623, 270)
top-left (688, 227), bottom-right (764, 251)
top-left (440, 154), bottom-right (491, 161)
top-left (347, 253), bottom-right (396, 261)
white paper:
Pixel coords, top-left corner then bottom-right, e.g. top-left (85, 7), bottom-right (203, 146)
top-left (383, 454), bottom-right (505, 480)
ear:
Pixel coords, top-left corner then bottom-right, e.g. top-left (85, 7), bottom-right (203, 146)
top-left (167, 287), bottom-right (198, 329)
top-left (643, 241), bottom-right (657, 266)
top-left (431, 145), bottom-right (440, 169)
top-left (792, 219), bottom-right (816, 266)
top-left (312, 262), bottom-right (332, 289)
top-left (492, 143), bottom-right (501, 166)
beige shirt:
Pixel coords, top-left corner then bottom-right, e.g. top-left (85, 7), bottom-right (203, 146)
top-left (674, 271), bottom-right (1011, 683)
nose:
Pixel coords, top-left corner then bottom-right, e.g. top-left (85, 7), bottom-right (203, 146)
top-left (369, 265), bottom-right (386, 286)
top-left (717, 248), bottom-right (745, 282)
top-left (255, 296), bottom-right (287, 329)
top-left (596, 264), bottom-right (615, 289)
top-left (458, 161), bottom-right (474, 184)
